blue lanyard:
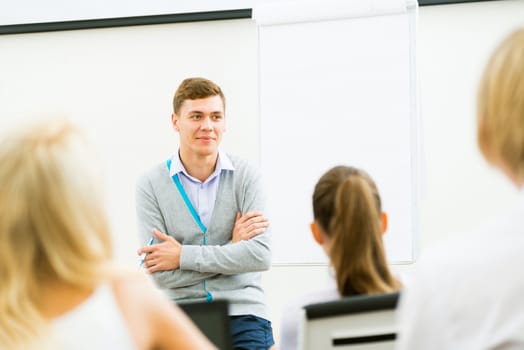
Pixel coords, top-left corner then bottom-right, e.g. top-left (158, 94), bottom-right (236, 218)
top-left (166, 159), bottom-right (207, 235)
top-left (166, 159), bottom-right (212, 302)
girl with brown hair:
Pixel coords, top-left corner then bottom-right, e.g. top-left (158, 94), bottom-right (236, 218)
top-left (279, 165), bottom-right (400, 350)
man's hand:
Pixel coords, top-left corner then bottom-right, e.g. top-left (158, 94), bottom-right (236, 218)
top-left (232, 211), bottom-right (269, 243)
top-left (137, 228), bottom-right (182, 273)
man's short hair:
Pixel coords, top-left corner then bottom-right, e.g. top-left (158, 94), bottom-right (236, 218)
top-left (173, 77), bottom-right (226, 114)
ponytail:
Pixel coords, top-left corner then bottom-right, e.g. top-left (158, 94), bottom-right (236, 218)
top-left (312, 166), bottom-right (400, 297)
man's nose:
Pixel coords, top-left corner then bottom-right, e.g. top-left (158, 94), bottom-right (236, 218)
top-left (201, 117), bottom-right (213, 130)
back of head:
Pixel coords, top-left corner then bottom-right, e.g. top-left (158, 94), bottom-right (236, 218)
top-left (173, 77), bottom-right (226, 114)
top-left (312, 166), bottom-right (399, 296)
top-left (0, 118), bottom-right (112, 348)
top-left (477, 28), bottom-right (524, 184)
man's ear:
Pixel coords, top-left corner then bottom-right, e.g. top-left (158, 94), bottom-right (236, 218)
top-left (310, 221), bottom-right (324, 245)
top-left (171, 113), bottom-right (179, 131)
top-left (380, 212), bottom-right (388, 235)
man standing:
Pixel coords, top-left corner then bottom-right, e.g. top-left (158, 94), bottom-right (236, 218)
top-left (136, 77), bottom-right (274, 349)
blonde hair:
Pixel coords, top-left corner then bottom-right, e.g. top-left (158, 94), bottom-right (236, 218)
top-left (0, 118), bottom-right (112, 348)
top-left (477, 28), bottom-right (524, 182)
top-left (312, 166), bottom-right (400, 296)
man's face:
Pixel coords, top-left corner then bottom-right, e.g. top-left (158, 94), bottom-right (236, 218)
top-left (172, 95), bottom-right (225, 158)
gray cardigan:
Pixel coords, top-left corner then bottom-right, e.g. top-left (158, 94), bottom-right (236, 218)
top-left (135, 154), bottom-right (272, 318)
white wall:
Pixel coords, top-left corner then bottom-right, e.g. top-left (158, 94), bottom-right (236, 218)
top-left (1, 0), bottom-right (524, 341)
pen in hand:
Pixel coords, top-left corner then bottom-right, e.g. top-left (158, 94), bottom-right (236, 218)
top-left (139, 237), bottom-right (154, 267)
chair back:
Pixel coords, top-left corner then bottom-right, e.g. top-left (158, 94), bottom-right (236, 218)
top-left (300, 292), bottom-right (400, 350)
top-left (179, 299), bottom-right (233, 350)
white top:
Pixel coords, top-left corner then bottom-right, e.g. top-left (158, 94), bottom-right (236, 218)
top-left (52, 283), bottom-right (137, 350)
top-left (396, 190), bottom-right (524, 350)
top-left (279, 278), bottom-right (340, 350)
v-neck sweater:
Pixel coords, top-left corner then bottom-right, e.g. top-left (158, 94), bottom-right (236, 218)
top-left (136, 153), bottom-right (271, 318)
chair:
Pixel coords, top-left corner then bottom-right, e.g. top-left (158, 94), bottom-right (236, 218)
top-left (299, 292), bottom-right (400, 350)
top-left (178, 299), bottom-right (233, 350)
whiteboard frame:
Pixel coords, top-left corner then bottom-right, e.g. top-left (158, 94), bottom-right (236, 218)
top-left (0, 9), bottom-right (251, 35)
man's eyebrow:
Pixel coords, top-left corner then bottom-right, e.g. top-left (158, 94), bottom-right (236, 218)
top-left (187, 110), bottom-right (224, 114)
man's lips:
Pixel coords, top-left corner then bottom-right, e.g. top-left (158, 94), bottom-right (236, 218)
top-left (197, 136), bottom-right (215, 141)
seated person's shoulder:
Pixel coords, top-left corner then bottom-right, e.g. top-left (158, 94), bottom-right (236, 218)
top-left (110, 268), bottom-right (163, 304)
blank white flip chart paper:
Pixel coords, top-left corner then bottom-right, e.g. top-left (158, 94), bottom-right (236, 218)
top-left (254, 0), bottom-right (420, 265)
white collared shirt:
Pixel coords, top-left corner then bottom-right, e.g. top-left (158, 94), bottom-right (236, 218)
top-left (168, 150), bottom-right (234, 228)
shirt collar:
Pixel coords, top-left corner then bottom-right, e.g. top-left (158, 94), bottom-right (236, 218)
top-left (169, 149), bottom-right (235, 180)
